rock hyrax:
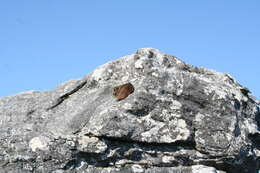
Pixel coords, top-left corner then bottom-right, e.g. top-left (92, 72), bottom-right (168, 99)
top-left (113, 83), bottom-right (134, 101)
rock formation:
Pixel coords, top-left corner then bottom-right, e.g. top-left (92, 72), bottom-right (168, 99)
top-left (0, 48), bottom-right (259, 173)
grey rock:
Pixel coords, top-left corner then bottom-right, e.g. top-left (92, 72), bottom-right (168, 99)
top-left (79, 165), bottom-right (223, 173)
top-left (0, 48), bottom-right (259, 173)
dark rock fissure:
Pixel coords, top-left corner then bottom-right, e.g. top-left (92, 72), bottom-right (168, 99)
top-left (46, 81), bottom-right (87, 110)
top-left (62, 134), bottom-right (197, 170)
top-left (234, 112), bottom-right (241, 137)
top-left (62, 134), bottom-right (246, 172)
top-left (96, 134), bottom-right (197, 148)
top-left (240, 88), bottom-right (250, 97)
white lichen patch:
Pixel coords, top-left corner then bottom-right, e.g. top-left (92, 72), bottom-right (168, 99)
top-left (253, 148), bottom-right (260, 157)
top-left (122, 103), bottom-right (133, 110)
top-left (160, 119), bottom-right (190, 142)
top-left (177, 119), bottom-right (187, 129)
top-left (191, 165), bottom-right (218, 173)
top-left (91, 65), bottom-right (107, 81)
top-left (169, 112), bottom-right (182, 118)
top-left (160, 133), bottom-right (175, 142)
top-left (76, 160), bottom-right (87, 170)
top-left (169, 119), bottom-right (191, 141)
top-left (174, 119), bottom-right (190, 141)
top-left (243, 119), bottom-right (258, 134)
top-left (115, 159), bottom-right (129, 167)
top-left (131, 164), bottom-right (144, 173)
top-left (60, 79), bottom-right (82, 93)
top-left (199, 73), bottom-right (248, 102)
top-left (225, 133), bottom-right (233, 142)
top-left (175, 58), bottom-right (183, 65)
top-left (166, 75), bottom-right (184, 96)
top-left (151, 71), bottom-right (159, 77)
top-left (194, 113), bottom-right (205, 124)
top-left (162, 156), bottom-right (175, 163)
top-left (134, 59), bottom-right (144, 69)
top-left (140, 118), bottom-right (165, 141)
top-left (107, 148), bottom-right (121, 158)
top-left (78, 136), bottom-right (107, 153)
top-left (29, 136), bottom-right (50, 152)
top-left (141, 125), bottom-right (161, 139)
top-left (121, 75), bottom-right (129, 82)
top-left (170, 100), bottom-right (182, 110)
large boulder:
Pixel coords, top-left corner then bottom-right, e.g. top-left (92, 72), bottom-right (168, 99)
top-left (0, 48), bottom-right (259, 173)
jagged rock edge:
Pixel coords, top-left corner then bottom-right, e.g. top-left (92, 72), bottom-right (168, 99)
top-left (62, 133), bottom-right (236, 171)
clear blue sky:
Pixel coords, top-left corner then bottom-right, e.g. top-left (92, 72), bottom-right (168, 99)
top-left (0, 1), bottom-right (259, 99)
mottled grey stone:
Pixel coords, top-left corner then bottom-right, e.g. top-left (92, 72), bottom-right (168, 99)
top-left (0, 48), bottom-right (259, 173)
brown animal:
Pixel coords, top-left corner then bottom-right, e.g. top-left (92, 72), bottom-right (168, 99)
top-left (113, 83), bottom-right (135, 101)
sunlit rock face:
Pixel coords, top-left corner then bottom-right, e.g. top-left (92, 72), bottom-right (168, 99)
top-left (0, 48), bottom-right (259, 173)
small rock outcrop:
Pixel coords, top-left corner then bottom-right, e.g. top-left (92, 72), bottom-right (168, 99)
top-left (0, 48), bottom-right (259, 173)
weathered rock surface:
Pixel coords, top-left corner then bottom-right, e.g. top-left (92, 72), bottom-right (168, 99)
top-left (0, 48), bottom-right (259, 173)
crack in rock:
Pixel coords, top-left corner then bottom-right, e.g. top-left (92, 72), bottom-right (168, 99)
top-left (46, 81), bottom-right (87, 110)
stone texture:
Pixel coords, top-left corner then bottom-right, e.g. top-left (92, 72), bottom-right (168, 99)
top-left (0, 48), bottom-right (259, 173)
